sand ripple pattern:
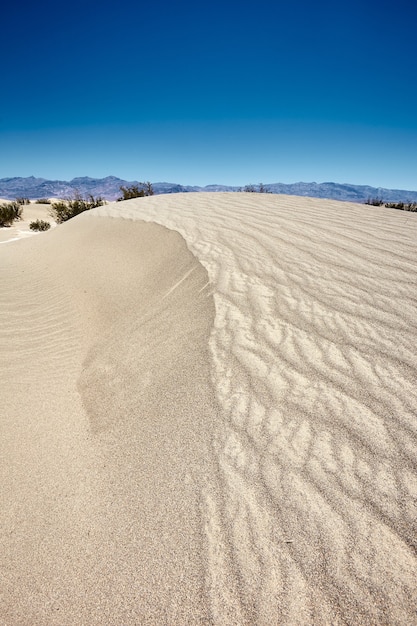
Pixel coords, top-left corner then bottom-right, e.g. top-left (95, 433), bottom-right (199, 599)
top-left (99, 193), bottom-right (417, 624)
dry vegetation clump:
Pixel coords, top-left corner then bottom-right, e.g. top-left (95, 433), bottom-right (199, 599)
top-left (240, 183), bottom-right (271, 193)
top-left (30, 219), bottom-right (51, 231)
top-left (0, 201), bottom-right (23, 227)
top-left (366, 198), bottom-right (417, 212)
top-left (49, 193), bottom-right (105, 223)
top-left (385, 201), bottom-right (417, 212)
top-left (117, 182), bottom-right (154, 201)
top-left (365, 197), bottom-right (384, 206)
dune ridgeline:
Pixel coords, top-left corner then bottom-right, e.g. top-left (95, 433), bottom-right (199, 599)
top-left (1, 193), bottom-right (416, 624)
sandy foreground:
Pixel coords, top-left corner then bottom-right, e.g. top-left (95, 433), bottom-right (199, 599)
top-left (1, 193), bottom-right (416, 624)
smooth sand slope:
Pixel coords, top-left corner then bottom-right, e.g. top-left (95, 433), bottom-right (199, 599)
top-left (1, 193), bottom-right (416, 624)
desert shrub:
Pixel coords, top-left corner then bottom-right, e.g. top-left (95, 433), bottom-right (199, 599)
top-left (117, 182), bottom-right (154, 201)
top-left (385, 202), bottom-right (404, 210)
top-left (365, 197), bottom-right (384, 206)
top-left (385, 201), bottom-right (417, 211)
top-left (243, 183), bottom-right (271, 193)
top-left (15, 197), bottom-right (30, 205)
top-left (50, 193), bottom-right (104, 224)
top-left (0, 201), bottom-right (23, 226)
top-left (36, 198), bottom-right (51, 204)
top-left (30, 219), bottom-right (51, 231)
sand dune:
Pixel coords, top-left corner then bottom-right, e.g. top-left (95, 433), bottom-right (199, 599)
top-left (1, 193), bottom-right (416, 624)
top-left (0, 202), bottom-right (56, 244)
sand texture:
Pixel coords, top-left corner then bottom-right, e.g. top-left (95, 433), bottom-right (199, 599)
top-left (1, 192), bottom-right (416, 624)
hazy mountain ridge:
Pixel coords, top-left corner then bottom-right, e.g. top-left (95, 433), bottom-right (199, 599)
top-left (1, 176), bottom-right (417, 203)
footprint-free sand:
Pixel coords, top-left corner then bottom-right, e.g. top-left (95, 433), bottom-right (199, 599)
top-left (1, 193), bottom-right (416, 624)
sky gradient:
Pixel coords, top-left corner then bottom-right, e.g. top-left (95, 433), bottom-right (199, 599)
top-left (1, 0), bottom-right (416, 189)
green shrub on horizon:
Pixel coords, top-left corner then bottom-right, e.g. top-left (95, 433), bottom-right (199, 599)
top-left (117, 182), bottom-right (154, 201)
top-left (49, 193), bottom-right (105, 224)
top-left (0, 201), bottom-right (23, 227)
top-left (364, 198), bottom-right (417, 212)
top-left (385, 201), bottom-right (417, 212)
top-left (242, 183), bottom-right (271, 193)
top-left (30, 219), bottom-right (51, 231)
top-left (365, 197), bottom-right (384, 206)
top-left (36, 198), bottom-right (51, 204)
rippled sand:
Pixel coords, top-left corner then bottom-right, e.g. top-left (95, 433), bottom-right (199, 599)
top-left (1, 193), bottom-right (416, 624)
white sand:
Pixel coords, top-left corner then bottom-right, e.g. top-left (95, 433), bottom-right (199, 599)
top-left (1, 193), bottom-right (416, 624)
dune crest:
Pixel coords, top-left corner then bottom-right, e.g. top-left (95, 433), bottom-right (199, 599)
top-left (1, 192), bottom-right (416, 624)
top-left (99, 193), bottom-right (417, 624)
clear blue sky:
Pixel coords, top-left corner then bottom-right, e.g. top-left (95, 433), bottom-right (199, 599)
top-left (1, 0), bottom-right (416, 189)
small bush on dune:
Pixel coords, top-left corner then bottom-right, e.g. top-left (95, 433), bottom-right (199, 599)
top-left (385, 201), bottom-right (417, 212)
top-left (365, 198), bottom-right (417, 212)
top-left (385, 202), bottom-right (405, 210)
top-left (242, 183), bottom-right (271, 193)
top-left (365, 197), bottom-right (384, 206)
top-left (36, 198), bottom-right (51, 204)
top-left (15, 197), bottom-right (30, 205)
top-left (0, 201), bottom-right (23, 227)
top-left (49, 193), bottom-right (105, 224)
top-left (30, 219), bottom-right (51, 231)
top-left (117, 182), bottom-right (154, 201)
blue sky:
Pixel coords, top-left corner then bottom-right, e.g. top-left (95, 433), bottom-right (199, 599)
top-left (1, 0), bottom-right (416, 189)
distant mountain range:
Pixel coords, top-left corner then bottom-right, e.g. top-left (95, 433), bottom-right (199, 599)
top-left (1, 176), bottom-right (417, 203)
